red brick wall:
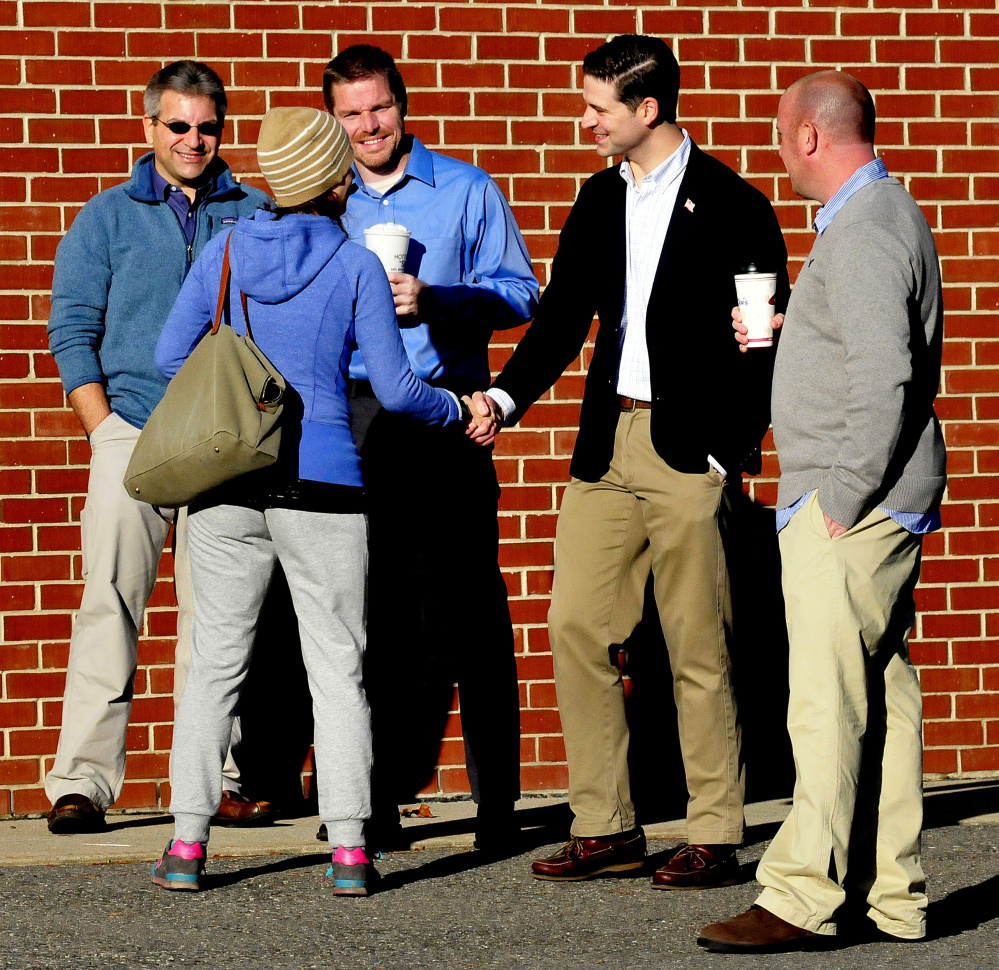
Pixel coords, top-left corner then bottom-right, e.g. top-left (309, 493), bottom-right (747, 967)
top-left (1, 2), bottom-right (997, 817)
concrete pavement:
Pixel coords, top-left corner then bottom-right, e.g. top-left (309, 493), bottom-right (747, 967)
top-left (1, 781), bottom-right (997, 969)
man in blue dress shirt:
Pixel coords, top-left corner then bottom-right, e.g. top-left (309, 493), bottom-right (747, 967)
top-left (322, 45), bottom-right (539, 850)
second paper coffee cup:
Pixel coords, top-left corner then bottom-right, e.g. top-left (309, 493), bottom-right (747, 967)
top-left (734, 271), bottom-right (777, 347)
top-left (364, 222), bottom-right (411, 274)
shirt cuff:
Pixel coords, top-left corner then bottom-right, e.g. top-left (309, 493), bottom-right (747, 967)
top-left (486, 387), bottom-right (516, 425)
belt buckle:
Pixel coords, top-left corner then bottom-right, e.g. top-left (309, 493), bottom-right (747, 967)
top-left (620, 396), bottom-right (637, 412)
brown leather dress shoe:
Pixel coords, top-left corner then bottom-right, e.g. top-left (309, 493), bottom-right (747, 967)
top-left (211, 791), bottom-right (276, 827)
top-left (47, 794), bottom-right (106, 834)
top-left (651, 842), bottom-right (741, 890)
top-left (531, 828), bottom-right (646, 881)
top-left (698, 905), bottom-right (824, 953)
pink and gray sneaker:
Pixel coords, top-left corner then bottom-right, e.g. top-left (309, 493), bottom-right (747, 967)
top-left (151, 839), bottom-right (207, 891)
top-left (324, 845), bottom-right (378, 896)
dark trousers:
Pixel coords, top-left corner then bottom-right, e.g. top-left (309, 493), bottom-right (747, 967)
top-left (350, 385), bottom-right (521, 815)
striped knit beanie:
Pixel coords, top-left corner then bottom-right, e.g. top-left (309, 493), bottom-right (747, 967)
top-left (256, 107), bottom-right (354, 207)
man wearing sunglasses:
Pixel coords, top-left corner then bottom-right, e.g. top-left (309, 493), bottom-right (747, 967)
top-left (45, 61), bottom-right (272, 834)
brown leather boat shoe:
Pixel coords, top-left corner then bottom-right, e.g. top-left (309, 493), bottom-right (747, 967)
top-left (47, 793), bottom-right (106, 834)
top-left (531, 828), bottom-right (646, 881)
top-left (698, 905), bottom-right (825, 953)
top-left (211, 791), bottom-right (276, 827)
top-left (651, 842), bottom-right (741, 890)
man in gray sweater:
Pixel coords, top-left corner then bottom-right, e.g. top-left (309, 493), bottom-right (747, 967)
top-left (699, 72), bottom-right (947, 952)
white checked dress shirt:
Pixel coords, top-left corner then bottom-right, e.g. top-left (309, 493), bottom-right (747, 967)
top-left (615, 131), bottom-right (691, 401)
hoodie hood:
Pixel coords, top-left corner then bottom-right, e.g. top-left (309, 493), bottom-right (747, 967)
top-left (229, 209), bottom-right (348, 304)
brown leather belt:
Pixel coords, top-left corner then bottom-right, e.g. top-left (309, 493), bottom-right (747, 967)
top-left (618, 396), bottom-right (652, 411)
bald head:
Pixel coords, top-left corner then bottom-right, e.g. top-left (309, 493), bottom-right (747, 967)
top-left (784, 71), bottom-right (875, 147)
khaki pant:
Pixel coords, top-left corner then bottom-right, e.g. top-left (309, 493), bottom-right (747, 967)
top-left (45, 412), bottom-right (239, 810)
top-left (756, 492), bottom-right (926, 939)
top-left (549, 409), bottom-right (744, 843)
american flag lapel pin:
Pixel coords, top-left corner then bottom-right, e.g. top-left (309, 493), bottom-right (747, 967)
top-left (684, 198), bottom-right (695, 213)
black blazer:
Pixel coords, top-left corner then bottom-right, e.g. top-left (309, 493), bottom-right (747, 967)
top-left (494, 142), bottom-right (790, 480)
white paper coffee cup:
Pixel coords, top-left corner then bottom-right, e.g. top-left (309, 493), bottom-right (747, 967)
top-left (364, 222), bottom-right (411, 274)
top-left (734, 272), bottom-right (777, 348)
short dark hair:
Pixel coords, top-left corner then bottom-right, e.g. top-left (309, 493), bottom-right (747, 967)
top-left (582, 35), bottom-right (680, 124)
top-left (144, 61), bottom-right (228, 121)
top-left (322, 45), bottom-right (408, 117)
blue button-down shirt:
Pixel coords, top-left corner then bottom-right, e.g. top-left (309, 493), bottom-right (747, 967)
top-left (343, 136), bottom-right (538, 386)
top-left (777, 157), bottom-right (940, 536)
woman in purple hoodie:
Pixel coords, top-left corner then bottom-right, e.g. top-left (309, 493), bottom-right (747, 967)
top-left (150, 108), bottom-right (470, 895)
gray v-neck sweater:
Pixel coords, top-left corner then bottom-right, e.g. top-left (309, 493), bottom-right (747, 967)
top-left (771, 177), bottom-right (947, 529)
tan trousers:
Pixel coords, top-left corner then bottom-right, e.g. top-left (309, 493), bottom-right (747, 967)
top-left (756, 492), bottom-right (926, 939)
top-left (45, 413), bottom-right (239, 810)
top-left (549, 409), bottom-right (744, 843)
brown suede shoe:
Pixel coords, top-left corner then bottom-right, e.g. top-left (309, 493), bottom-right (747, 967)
top-left (531, 829), bottom-right (646, 881)
top-left (211, 791), bottom-right (276, 827)
top-left (651, 842), bottom-right (741, 890)
top-left (47, 794), bottom-right (106, 834)
top-left (698, 905), bottom-right (824, 953)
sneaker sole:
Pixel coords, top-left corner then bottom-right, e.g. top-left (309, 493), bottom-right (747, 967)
top-left (332, 884), bottom-right (370, 896)
top-left (532, 860), bottom-right (645, 882)
top-left (150, 874), bottom-right (201, 892)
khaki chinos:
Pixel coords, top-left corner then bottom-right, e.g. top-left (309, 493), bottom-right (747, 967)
top-left (756, 492), bottom-right (926, 939)
top-left (44, 412), bottom-right (238, 809)
top-left (548, 408), bottom-right (745, 844)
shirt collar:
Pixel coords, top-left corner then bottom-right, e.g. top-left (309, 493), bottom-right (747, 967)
top-left (352, 135), bottom-right (435, 198)
top-left (813, 157), bottom-right (888, 234)
top-left (618, 129), bottom-right (691, 192)
top-left (149, 164), bottom-right (216, 205)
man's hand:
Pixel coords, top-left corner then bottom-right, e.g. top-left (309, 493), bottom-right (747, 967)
top-left (732, 306), bottom-right (784, 352)
top-left (67, 382), bottom-right (112, 438)
top-left (823, 512), bottom-right (848, 539)
top-left (463, 391), bottom-right (503, 447)
top-left (387, 272), bottom-right (430, 318)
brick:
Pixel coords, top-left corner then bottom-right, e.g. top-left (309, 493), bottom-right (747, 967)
top-left (4, 613), bottom-right (72, 643)
top-left (961, 747), bottom-right (999, 773)
top-left (921, 667), bottom-right (981, 694)
top-left (952, 640), bottom-right (999, 665)
top-left (408, 34), bottom-right (471, 60)
top-left (301, 5), bottom-right (366, 30)
top-left (95, 4), bottom-right (161, 29)
top-left (941, 39), bottom-right (999, 63)
top-left (908, 12), bottom-right (966, 35)
top-left (266, 32), bottom-right (335, 59)
top-left (573, 9), bottom-right (637, 34)
top-left (5, 671), bottom-right (66, 700)
top-left (126, 32), bottom-right (194, 58)
top-left (508, 7), bottom-right (570, 33)
top-left (479, 35), bottom-right (539, 60)
top-left (923, 748), bottom-right (958, 775)
top-left (0, 759), bottom-right (41, 786)
top-left (709, 10), bottom-right (769, 34)
top-left (924, 720), bottom-right (983, 748)
top-left (508, 64), bottom-right (572, 90)
top-left (876, 39), bottom-right (937, 63)
top-left (197, 32), bottom-right (263, 59)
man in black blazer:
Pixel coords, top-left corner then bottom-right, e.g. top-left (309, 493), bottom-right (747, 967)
top-left (471, 35), bottom-right (789, 886)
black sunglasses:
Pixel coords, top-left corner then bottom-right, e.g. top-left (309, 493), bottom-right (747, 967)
top-left (152, 117), bottom-right (224, 137)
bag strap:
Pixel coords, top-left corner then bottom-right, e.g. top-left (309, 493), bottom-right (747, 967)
top-left (211, 234), bottom-right (254, 340)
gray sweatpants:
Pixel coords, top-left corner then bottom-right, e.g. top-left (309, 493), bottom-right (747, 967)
top-left (170, 504), bottom-right (370, 847)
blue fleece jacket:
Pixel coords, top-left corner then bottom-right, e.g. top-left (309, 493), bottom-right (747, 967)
top-left (47, 153), bottom-right (269, 429)
top-left (156, 210), bottom-right (459, 488)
